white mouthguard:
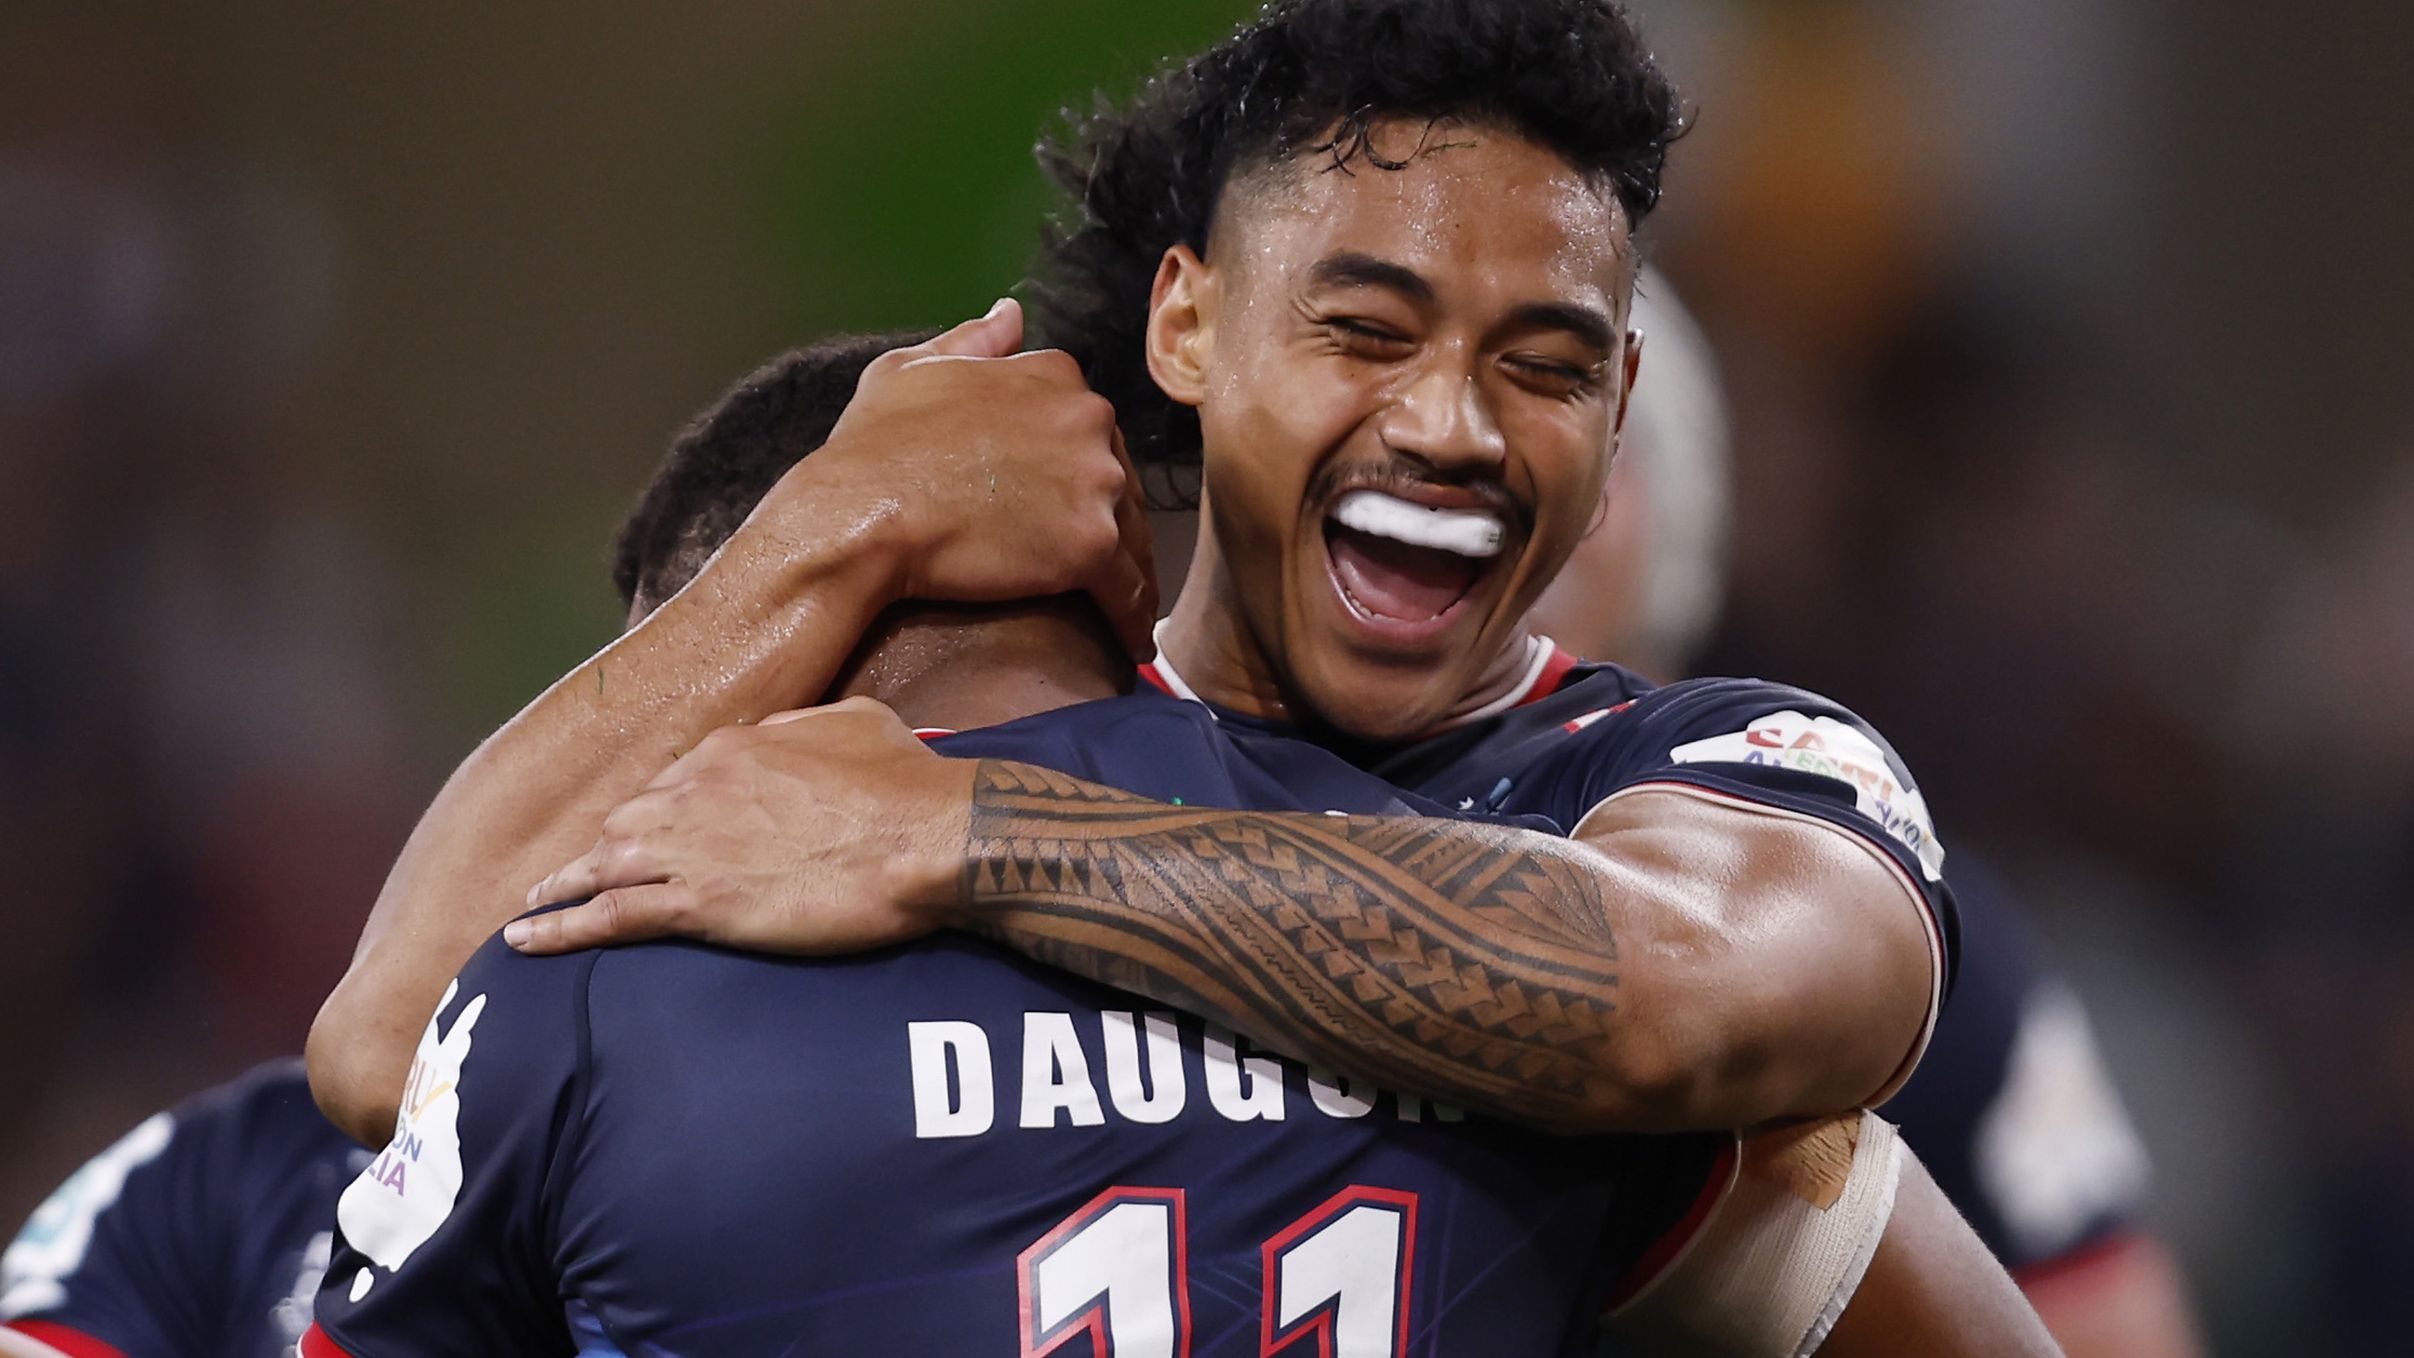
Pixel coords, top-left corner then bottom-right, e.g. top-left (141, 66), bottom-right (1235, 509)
top-left (1331, 489), bottom-right (1506, 558)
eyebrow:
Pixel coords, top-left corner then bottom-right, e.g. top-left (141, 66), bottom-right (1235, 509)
top-left (1306, 252), bottom-right (1437, 304)
top-left (1501, 300), bottom-right (1616, 355)
top-left (1305, 251), bottom-right (1615, 353)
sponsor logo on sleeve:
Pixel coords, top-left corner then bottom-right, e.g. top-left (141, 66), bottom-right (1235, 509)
top-left (1670, 711), bottom-right (1945, 880)
top-left (334, 979), bottom-right (487, 1300)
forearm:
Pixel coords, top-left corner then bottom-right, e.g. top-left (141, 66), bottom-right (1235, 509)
top-left (957, 759), bottom-right (1687, 1132)
top-left (956, 766), bottom-right (1932, 1134)
top-left (309, 522), bottom-right (897, 1143)
top-left (1818, 1149), bottom-right (2064, 1357)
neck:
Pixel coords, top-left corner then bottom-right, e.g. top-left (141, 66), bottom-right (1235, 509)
top-left (830, 598), bottom-right (1130, 731)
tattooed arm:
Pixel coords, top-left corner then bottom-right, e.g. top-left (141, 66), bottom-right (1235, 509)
top-left (958, 760), bottom-right (1930, 1133)
top-left (516, 701), bottom-right (1935, 1134)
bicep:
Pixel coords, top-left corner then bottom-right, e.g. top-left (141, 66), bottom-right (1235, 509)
top-left (1574, 785), bottom-right (1940, 1116)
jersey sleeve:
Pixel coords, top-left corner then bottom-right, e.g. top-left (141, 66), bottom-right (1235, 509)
top-left (2, 1109), bottom-right (202, 1358)
top-left (304, 928), bottom-right (597, 1358)
top-left (1593, 1132), bottom-right (1742, 1315)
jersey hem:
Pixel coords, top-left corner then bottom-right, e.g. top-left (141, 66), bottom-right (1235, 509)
top-left (1601, 1132), bottom-right (1743, 1314)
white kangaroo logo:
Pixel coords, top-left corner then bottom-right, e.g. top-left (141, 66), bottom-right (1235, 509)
top-left (336, 980), bottom-right (488, 1291)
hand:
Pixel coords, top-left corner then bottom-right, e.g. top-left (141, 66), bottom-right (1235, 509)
top-left (767, 298), bottom-right (1159, 659)
top-left (507, 698), bottom-right (976, 956)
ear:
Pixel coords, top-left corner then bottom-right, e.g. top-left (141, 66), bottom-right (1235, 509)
top-left (1611, 328), bottom-right (1646, 445)
top-left (1145, 244), bottom-right (1216, 408)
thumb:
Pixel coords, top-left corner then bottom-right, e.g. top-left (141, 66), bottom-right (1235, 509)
top-left (917, 296), bottom-right (1024, 360)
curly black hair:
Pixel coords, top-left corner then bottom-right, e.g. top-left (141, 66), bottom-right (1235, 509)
top-left (612, 328), bottom-right (939, 614)
top-left (1028, 0), bottom-right (1683, 498)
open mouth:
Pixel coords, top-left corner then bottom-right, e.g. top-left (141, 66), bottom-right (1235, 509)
top-left (1321, 489), bottom-right (1507, 638)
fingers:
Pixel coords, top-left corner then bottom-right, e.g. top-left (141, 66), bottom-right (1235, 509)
top-left (504, 883), bottom-right (697, 955)
top-left (527, 836), bottom-right (643, 911)
top-left (915, 296), bottom-right (1024, 360)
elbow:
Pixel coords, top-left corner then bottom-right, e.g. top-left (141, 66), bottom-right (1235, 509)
top-left (1547, 935), bottom-right (1799, 1134)
top-left (306, 979), bottom-right (404, 1147)
top-left (1567, 1009), bottom-right (1774, 1135)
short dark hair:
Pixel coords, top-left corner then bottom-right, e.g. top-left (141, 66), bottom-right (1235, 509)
top-left (1028, 0), bottom-right (1683, 493)
top-left (612, 329), bottom-right (938, 613)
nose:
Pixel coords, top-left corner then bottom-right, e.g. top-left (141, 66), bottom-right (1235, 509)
top-left (1374, 351), bottom-right (1506, 477)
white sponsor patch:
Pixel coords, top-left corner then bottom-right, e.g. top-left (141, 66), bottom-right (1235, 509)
top-left (1671, 711), bottom-right (1944, 881)
top-left (335, 979), bottom-right (487, 1296)
top-left (1332, 489), bottom-right (1505, 558)
top-left (1975, 987), bottom-right (2151, 1259)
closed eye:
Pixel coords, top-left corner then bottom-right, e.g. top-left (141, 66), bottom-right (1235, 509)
top-left (1324, 317), bottom-right (1416, 359)
top-left (1503, 354), bottom-right (1602, 398)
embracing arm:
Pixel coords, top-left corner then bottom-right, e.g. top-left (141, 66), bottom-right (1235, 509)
top-left (306, 520), bottom-right (898, 1144)
top-left (954, 761), bottom-right (1931, 1133)
top-left (308, 303), bottom-right (1157, 1145)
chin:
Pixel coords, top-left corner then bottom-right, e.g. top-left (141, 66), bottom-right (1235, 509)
top-left (1291, 658), bottom-right (1460, 745)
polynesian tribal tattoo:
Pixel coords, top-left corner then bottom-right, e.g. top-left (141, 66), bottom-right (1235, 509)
top-left (960, 759), bottom-right (1626, 1128)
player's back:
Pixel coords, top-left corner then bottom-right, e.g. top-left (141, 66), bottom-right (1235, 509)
top-left (310, 693), bottom-right (1725, 1358)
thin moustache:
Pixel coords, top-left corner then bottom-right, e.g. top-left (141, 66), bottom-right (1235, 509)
top-left (1307, 461), bottom-right (1528, 531)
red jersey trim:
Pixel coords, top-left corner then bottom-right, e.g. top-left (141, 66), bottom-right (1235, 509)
top-left (298, 1323), bottom-right (359, 1358)
top-left (1602, 1136), bottom-right (1741, 1314)
top-left (2, 1322), bottom-right (133, 1358)
top-left (2011, 1227), bottom-right (2157, 1295)
top-left (1517, 645), bottom-right (1583, 707)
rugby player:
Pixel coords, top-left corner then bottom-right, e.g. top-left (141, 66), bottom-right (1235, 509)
top-left (313, 0), bottom-right (1945, 1161)
top-left (499, 0), bottom-right (1945, 1142)
top-left (308, 331), bottom-right (2049, 1356)
top-left (0, 1065), bottom-right (627, 1358)
top-left (0, 1062), bottom-right (365, 1358)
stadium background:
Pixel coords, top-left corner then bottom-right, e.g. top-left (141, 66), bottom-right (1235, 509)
top-left (3, 0), bottom-right (2409, 1352)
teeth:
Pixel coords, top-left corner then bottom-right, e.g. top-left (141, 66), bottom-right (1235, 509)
top-left (1331, 490), bottom-right (1505, 559)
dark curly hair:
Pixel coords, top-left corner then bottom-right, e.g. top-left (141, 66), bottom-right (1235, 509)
top-left (1028, 0), bottom-right (1683, 498)
top-left (612, 328), bottom-right (938, 614)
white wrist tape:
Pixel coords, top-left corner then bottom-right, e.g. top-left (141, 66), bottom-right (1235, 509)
top-left (1608, 1111), bottom-right (1903, 1358)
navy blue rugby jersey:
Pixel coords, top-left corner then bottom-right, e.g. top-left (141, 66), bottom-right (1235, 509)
top-left (0, 1062), bottom-right (630, 1358)
top-left (307, 691), bottom-right (1733, 1358)
top-left (0, 1060), bottom-right (364, 1358)
top-left (1142, 638), bottom-right (1959, 1074)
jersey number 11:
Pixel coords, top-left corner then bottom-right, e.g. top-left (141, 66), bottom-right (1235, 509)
top-left (1019, 1184), bottom-right (1419, 1358)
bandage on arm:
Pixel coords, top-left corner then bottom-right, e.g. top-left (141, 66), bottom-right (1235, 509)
top-left (1608, 1111), bottom-right (1905, 1357)
top-left (1609, 1112), bottom-right (2063, 1357)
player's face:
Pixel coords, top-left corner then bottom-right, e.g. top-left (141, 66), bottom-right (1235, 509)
top-left (1166, 124), bottom-right (1637, 739)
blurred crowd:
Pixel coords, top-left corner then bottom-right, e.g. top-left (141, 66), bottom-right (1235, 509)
top-left (3, 1), bottom-right (2408, 1353)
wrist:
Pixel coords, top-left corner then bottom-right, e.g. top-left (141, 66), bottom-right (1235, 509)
top-left (900, 755), bottom-right (983, 929)
top-left (758, 452), bottom-right (921, 607)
